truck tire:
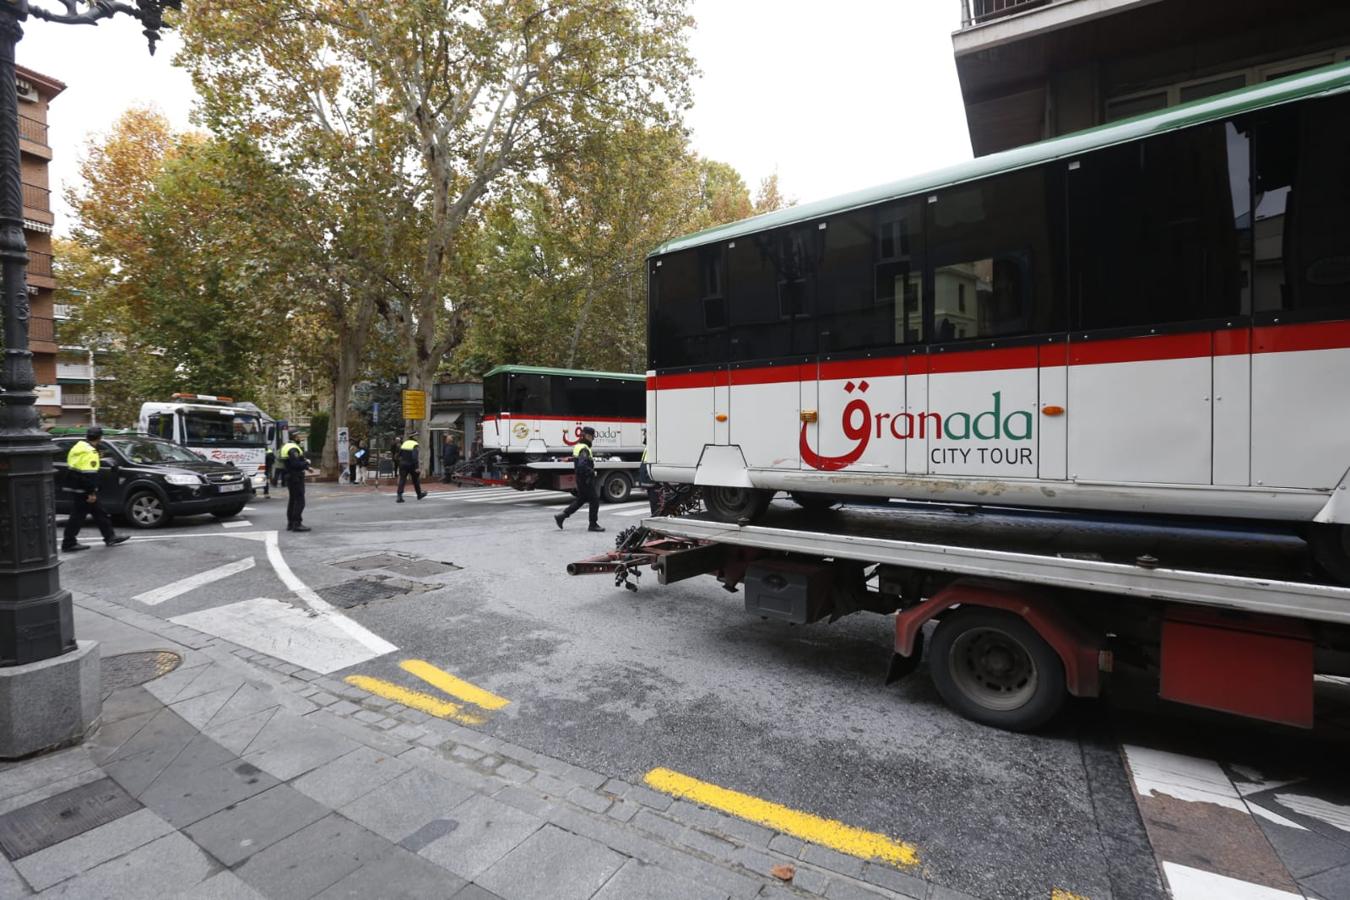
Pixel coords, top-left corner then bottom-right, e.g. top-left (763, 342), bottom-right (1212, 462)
top-left (928, 607), bottom-right (1066, 732)
top-left (1309, 523), bottom-right (1350, 585)
top-left (124, 489), bottom-right (171, 529)
top-left (703, 486), bottom-right (773, 524)
top-left (790, 491), bottom-right (841, 513)
top-left (601, 471), bottom-right (633, 503)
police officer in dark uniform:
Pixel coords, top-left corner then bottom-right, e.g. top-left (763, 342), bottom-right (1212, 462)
top-left (61, 426), bottom-right (129, 552)
top-left (279, 439), bottom-right (311, 531)
top-left (262, 446), bottom-right (274, 497)
top-left (554, 426), bottom-right (604, 532)
top-left (396, 435), bottom-right (427, 502)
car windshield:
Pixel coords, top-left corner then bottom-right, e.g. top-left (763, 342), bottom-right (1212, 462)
top-left (108, 438), bottom-right (206, 465)
top-left (183, 411), bottom-right (265, 446)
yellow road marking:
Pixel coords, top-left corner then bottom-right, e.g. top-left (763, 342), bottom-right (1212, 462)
top-left (643, 768), bottom-right (919, 868)
top-left (401, 659), bottom-right (511, 711)
top-left (1051, 890), bottom-right (1089, 900)
top-left (344, 675), bottom-right (485, 725)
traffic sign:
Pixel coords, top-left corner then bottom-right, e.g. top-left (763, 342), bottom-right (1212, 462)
top-left (402, 389), bottom-right (427, 420)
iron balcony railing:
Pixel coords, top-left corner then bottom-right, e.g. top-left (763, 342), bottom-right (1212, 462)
top-left (29, 315), bottom-right (54, 343)
top-left (21, 182), bottom-right (49, 212)
top-left (961, 0), bottom-right (1051, 27)
top-left (27, 250), bottom-right (51, 278)
top-left (55, 362), bottom-right (93, 380)
top-left (61, 389), bottom-right (92, 407)
top-left (18, 114), bottom-right (47, 147)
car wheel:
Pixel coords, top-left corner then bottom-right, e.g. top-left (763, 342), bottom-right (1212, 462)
top-left (703, 486), bottom-right (773, 523)
top-left (124, 490), bottom-right (170, 529)
top-left (928, 607), bottom-right (1066, 732)
top-left (211, 504), bottom-right (247, 519)
top-left (601, 471), bottom-right (633, 503)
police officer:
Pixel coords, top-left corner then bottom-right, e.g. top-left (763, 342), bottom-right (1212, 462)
top-left (554, 426), bottom-right (604, 532)
top-left (396, 435), bottom-right (427, 502)
top-left (262, 446), bottom-right (274, 498)
top-left (61, 426), bottom-right (129, 552)
top-left (278, 439), bottom-right (311, 532)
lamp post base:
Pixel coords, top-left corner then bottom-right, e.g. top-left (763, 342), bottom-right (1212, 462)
top-left (0, 640), bottom-right (100, 760)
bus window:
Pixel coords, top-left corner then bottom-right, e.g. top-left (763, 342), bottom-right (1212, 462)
top-left (875, 202), bottom-right (926, 346)
top-left (1069, 123), bottom-right (1245, 331)
top-left (814, 209), bottom-right (888, 353)
top-left (650, 251), bottom-right (724, 368)
top-left (701, 247), bottom-right (727, 330)
top-left (483, 373), bottom-right (504, 416)
top-left (929, 166), bottom-right (1064, 342)
top-left (1249, 94), bottom-right (1350, 320)
top-left (728, 227), bottom-right (818, 362)
top-left (508, 373), bottom-right (549, 415)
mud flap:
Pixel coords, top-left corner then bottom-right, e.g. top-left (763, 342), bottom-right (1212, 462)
top-left (885, 629), bottom-right (924, 684)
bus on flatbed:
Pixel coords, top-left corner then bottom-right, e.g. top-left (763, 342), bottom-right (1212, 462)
top-left (482, 365), bottom-right (645, 461)
top-left (643, 62), bottom-right (1350, 583)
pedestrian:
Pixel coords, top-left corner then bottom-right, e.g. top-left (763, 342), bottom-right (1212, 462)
top-left (279, 438), bottom-right (311, 532)
top-left (352, 442), bottom-right (367, 485)
top-left (61, 426), bottom-right (129, 552)
top-left (263, 446), bottom-right (274, 498)
top-left (396, 435), bottom-right (427, 502)
top-left (441, 434), bottom-right (459, 483)
top-left (554, 426), bottom-right (604, 532)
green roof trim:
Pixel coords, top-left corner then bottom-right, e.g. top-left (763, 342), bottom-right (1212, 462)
top-left (651, 60), bottom-right (1350, 258)
top-left (483, 364), bottom-right (645, 382)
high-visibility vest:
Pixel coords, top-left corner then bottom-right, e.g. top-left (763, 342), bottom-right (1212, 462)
top-left (572, 442), bottom-right (591, 458)
top-left (67, 440), bottom-right (101, 472)
top-left (642, 445), bottom-right (652, 463)
top-left (279, 442), bottom-right (302, 460)
top-left (400, 439), bottom-right (418, 451)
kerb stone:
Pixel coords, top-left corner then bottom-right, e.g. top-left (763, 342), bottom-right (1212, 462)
top-left (0, 641), bottom-right (100, 759)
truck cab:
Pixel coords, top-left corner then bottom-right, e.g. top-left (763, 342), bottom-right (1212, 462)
top-left (138, 394), bottom-right (269, 488)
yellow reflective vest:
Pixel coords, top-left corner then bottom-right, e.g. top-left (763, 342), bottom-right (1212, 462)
top-left (67, 440), bottom-right (101, 472)
top-left (400, 439), bottom-right (418, 451)
top-left (279, 442), bottom-right (302, 460)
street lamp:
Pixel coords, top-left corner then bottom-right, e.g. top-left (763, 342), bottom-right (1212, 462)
top-left (0, 0), bottom-right (180, 756)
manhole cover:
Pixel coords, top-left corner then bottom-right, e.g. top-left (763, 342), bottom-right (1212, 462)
top-left (384, 558), bottom-right (460, 577)
top-left (101, 650), bottom-right (182, 696)
top-left (318, 575), bottom-right (429, 609)
top-left (0, 778), bottom-right (139, 860)
top-left (335, 554), bottom-right (407, 571)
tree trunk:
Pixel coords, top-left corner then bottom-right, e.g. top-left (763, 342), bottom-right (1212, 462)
top-left (565, 263), bottom-right (596, 369)
top-left (323, 291), bottom-right (377, 479)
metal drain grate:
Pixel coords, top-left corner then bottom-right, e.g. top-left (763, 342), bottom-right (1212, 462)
top-left (318, 575), bottom-right (429, 609)
top-left (0, 778), bottom-right (140, 860)
top-left (101, 650), bottom-right (182, 696)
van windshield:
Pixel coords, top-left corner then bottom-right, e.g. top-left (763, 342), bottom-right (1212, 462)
top-left (183, 412), bottom-right (265, 446)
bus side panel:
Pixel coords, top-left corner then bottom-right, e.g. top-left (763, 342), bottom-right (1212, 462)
top-left (812, 358), bottom-right (903, 472)
top-left (1067, 336), bottom-right (1213, 485)
top-left (1212, 328), bottom-right (1251, 487)
top-left (926, 349), bottom-right (1038, 479)
top-left (1251, 324), bottom-right (1350, 489)
top-left (655, 379), bottom-right (714, 468)
top-left (906, 359), bottom-right (929, 475)
top-left (732, 366), bottom-right (800, 470)
top-left (1038, 343), bottom-right (1068, 480)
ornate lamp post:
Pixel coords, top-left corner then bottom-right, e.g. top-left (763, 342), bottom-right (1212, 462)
top-left (0, 0), bottom-right (179, 756)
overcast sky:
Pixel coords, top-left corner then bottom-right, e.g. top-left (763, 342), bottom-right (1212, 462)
top-left (18, 1), bottom-right (972, 232)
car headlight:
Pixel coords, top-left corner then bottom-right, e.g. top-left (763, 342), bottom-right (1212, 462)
top-left (165, 473), bottom-right (205, 486)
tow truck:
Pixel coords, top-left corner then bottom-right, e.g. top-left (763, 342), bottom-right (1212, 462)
top-left (569, 495), bottom-right (1350, 732)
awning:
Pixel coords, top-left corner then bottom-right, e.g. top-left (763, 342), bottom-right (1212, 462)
top-left (428, 411), bottom-right (461, 428)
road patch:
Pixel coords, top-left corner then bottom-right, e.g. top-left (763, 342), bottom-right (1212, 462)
top-left (642, 767), bottom-right (919, 868)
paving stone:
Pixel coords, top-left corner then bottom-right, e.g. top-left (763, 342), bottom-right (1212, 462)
top-left (98, 707), bottom-right (195, 767)
top-left (236, 813), bottom-right (393, 900)
top-left (477, 824), bottom-right (624, 900)
top-left (399, 817), bottom-right (463, 853)
top-left (242, 717), bottom-right (358, 781)
top-left (449, 745), bottom-right (486, 763)
top-left (0, 856), bottom-right (32, 897)
top-left (607, 799), bottom-right (640, 823)
top-left (768, 834), bottom-right (805, 858)
top-left (99, 687), bottom-right (162, 726)
top-left (138, 758), bottom-right (279, 828)
top-left (478, 755), bottom-right (502, 770)
top-left (341, 765), bottom-right (476, 843)
top-left (13, 808), bottom-right (173, 891)
top-left (314, 846), bottom-right (467, 899)
top-left (417, 794), bottom-right (546, 880)
top-left (555, 763), bottom-right (606, 791)
top-left (492, 786), bottom-right (558, 818)
top-left (140, 662), bottom-right (211, 705)
top-left (450, 885), bottom-right (506, 900)
top-left (824, 879), bottom-right (892, 900)
top-left (171, 686), bottom-right (241, 730)
top-left (712, 814), bottom-right (775, 848)
top-left (305, 708), bottom-right (409, 757)
top-left (633, 808), bottom-right (686, 842)
top-left (790, 867), bottom-right (830, 894)
top-left (601, 778), bottom-right (633, 798)
top-left (861, 862), bottom-right (930, 898)
top-left (180, 870), bottom-right (269, 899)
top-left (329, 700), bottom-right (361, 716)
top-left (292, 745), bottom-right (412, 810)
top-left (731, 846), bottom-right (783, 879)
top-left (927, 884), bottom-right (979, 900)
top-left (169, 665), bottom-right (249, 706)
top-left (800, 844), bottom-right (865, 879)
top-left (275, 664), bottom-right (301, 676)
top-left (38, 831), bottom-right (214, 898)
top-left (85, 710), bottom-right (157, 766)
top-left (398, 746), bottom-right (510, 795)
top-left (628, 784), bottom-right (674, 811)
top-left (185, 783), bottom-right (328, 866)
top-left (567, 787), bottom-right (612, 814)
top-left (201, 708), bottom-right (279, 757)
top-left (310, 692), bottom-right (339, 707)
top-left (389, 723), bottom-right (428, 744)
top-left (593, 858), bottom-right (731, 900)
top-left (680, 827), bottom-right (738, 860)
top-left (1306, 862), bottom-right (1350, 900)
top-left (205, 685), bottom-right (288, 729)
top-left (401, 710), bottom-right (431, 725)
top-left (353, 710), bottom-right (386, 725)
top-left (372, 718), bottom-right (402, 731)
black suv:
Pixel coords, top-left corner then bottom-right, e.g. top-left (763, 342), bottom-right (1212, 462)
top-left (53, 434), bottom-right (255, 528)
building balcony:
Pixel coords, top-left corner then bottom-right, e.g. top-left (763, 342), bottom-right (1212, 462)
top-left (55, 362), bottom-right (93, 380)
top-left (18, 113), bottom-right (47, 146)
top-left (61, 388), bottom-right (92, 408)
top-left (28, 249), bottom-right (51, 278)
top-left (22, 182), bottom-right (50, 213)
top-left (52, 302), bottom-right (71, 319)
top-left (960, 0), bottom-right (1051, 27)
top-left (29, 314), bottom-right (54, 343)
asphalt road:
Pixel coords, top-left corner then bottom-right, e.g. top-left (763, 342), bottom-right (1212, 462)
top-left (58, 481), bottom-right (1350, 900)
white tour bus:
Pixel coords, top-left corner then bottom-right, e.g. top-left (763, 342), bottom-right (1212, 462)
top-left (645, 63), bottom-right (1350, 581)
top-left (481, 365), bottom-right (646, 460)
top-left (138, 394), bottom-right (268, 486)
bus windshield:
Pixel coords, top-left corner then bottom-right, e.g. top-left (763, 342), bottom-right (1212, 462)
top-left (183, 411), bottom-right (265, 446)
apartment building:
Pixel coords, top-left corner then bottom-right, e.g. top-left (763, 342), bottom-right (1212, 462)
top-left (953, 0), bottom-right (1350, 156)
top-left (16, 64), bottom-right (73, 422)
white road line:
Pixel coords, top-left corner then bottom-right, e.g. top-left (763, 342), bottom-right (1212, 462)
top-left (242, 506), bottom-right (258, 512)
top-left (606, 501), bottom-right (649, 511)
top-left (221, 520), bottom-right (253, 528)
top-left (464, 492), bottom-right (572, 504)
top-left (262, 530), bottom-right (396, 657)
top-left (1273, 793), bottom-right (1350, 833)
top-left (133, 557), bottom-right (256, 606)
top-left (170, 597), bottom-right (387, 674)
top-left (441, 488), bottom-right (520, 500)
top-left (1162, 862), bottom-right (1300, 900)
top-left (614, 507), bottom-right (653, 517)
top-left (1122, 745), bottom-right (1249, 812)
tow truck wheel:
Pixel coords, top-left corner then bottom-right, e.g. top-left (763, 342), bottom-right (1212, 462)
top-left (703, 486), bottom-right (773, 523)
top-left (124, 490), bottom-right (171, 529)
top-left (929, 607), bottom-right (1065, 732)
top-left (1309, 523), bottom-right (1350, 585)
top-left (790, 491), bottom-right (841, 513)
top-left (601, 471), bottom-right (633, 503)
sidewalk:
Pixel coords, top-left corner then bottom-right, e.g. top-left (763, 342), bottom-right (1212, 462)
top-left (0, 594), bottom-right (948, 900)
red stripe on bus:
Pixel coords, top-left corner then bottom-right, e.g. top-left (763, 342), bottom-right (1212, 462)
top-left (1213, 329), bottom-right (1251, 356)
top-left (1039, 343), bottom-right (1069, 367)
top-left (731, 365), bottom-right (807, 386)
top-left (1069, 332), bottom-right (1211, 366)
top-left (1254, 319), bottom-right (1350, 354)
top-left (929, 345), bottom-right (1038, 375)
top-left (490, 414), bottom-right (645, 423)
